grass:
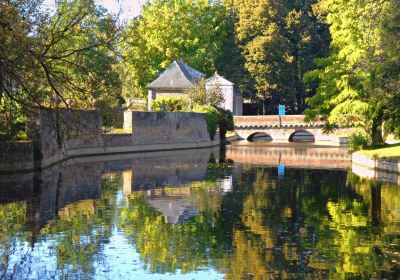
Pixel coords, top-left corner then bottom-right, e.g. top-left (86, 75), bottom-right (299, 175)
top-left (103, 127), bottom-right (129, 134)
top-left (358, 143), bottom-right (400, 159)
top-left (226, 131), bottom-right (237, 137)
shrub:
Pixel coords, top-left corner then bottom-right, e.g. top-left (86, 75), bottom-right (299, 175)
top-left (102, 108), bottom-right (124, 132)
top-left (152, 96), bottom-right (189, 112)
top-left (193, 105), bottom-right (220, 140)
top-left (348, 133), bottom-right (371, 152)
top-left (215, 108), bottom-right (233, 142)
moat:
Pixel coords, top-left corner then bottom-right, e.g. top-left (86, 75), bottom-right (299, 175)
top-left (0, 143), bottom-right (399, 279)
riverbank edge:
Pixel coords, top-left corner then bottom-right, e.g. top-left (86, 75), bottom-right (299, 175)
top-left (352, 152), bottom-right (400, 174)
top-left (0, 138), bottom-right (220, 174)
top-left (351, 152), bottom-right (400, 185)
top-left (40, 138), bottom-right (221, 171)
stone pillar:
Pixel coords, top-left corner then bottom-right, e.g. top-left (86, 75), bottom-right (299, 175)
top-left (147, 89), bottom-right (155, 111)
top-left (123, 110), bottom-right (133, 133)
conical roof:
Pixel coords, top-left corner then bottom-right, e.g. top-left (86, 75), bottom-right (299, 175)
top-left (205, 72), bottom-right (234, 86)
top-left (146, 60), bottom-right (204, 90)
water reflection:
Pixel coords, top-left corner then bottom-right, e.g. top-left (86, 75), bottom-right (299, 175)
top-left (0, 145), bottom-right (399, 279)
top-left (227, 141), bottom-right (351, 170)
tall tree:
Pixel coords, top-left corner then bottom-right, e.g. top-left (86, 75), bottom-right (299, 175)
top-left (120, 0), bottom-right (229, 99)
top-left (304, 0), bottom-right (400, 144)
top-left (226, 0), bottom-right (330, 114)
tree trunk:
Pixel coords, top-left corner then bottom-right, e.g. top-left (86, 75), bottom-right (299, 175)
top-left (262, 101), bottom-right (267, 115)
top-left (371, 110), bottom-right (384, 146)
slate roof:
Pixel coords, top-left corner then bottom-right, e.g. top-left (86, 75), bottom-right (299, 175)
top-left (206, 72), bottom-right (241, 97)
top-left (205, 72), bottom-right (234, 86)
top-left (146, 60), bottom-right (205, 90)
top-left (146, 197), bottom-right (198, 224)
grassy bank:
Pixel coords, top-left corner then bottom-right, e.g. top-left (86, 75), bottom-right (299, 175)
top-left (358, 143), bottom-right (400, 159)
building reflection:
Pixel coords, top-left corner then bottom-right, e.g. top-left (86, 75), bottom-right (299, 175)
top-left (0, 147), bottom-right (221, 241)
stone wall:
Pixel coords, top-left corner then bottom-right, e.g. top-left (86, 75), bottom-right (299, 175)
top-left (0, 141), bottom-right (34, 172)
top-left (103, 111), bottom-right (217, 156)
top-left (28, 110), bottom-right (104, 167)
top-left (124, 111), bottom-right (210, 145)
top-left (0, 109), bottom-right (217, 172)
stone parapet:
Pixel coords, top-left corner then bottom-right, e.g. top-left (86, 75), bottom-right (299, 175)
top-left (233, 115), bottom-right (324, 128)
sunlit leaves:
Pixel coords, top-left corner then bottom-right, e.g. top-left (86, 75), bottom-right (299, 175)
top-left (121, 0), bottom-right (229, 99)
top-left (305, 0), bottom-right (400, 143)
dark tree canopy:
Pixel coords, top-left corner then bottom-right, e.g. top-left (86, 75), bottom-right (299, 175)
top-left (0, 0), bottom-right (121, 139)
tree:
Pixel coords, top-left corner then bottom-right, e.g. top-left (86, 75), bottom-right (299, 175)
top-left (42, 0), bottom-right (122, 110)
top-left (304, 0), bottom-right (400, 145)
top-left (214, 4), bottom-right (253, 98)
top-left (225, 0), bottom-right (330, 114)
top-left (121, 0), bottom-right (229, 99)
top-left (0, 0), bottom-right (121, 140)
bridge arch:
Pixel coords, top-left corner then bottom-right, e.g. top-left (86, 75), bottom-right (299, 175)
top-left (247, 132), bottom-right (273, 142)
top-left (288, 130), bottom-right (315, 142)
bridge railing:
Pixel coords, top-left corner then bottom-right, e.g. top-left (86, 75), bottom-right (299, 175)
top-left (233, 115), bottom-right (324, 128)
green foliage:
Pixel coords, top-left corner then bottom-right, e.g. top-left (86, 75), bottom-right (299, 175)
top-left (348, 133), bottom-right (371, 152)
top-left (0, 103), bottom-right (27, 141)
top-left (216, 107), bottom-right (234, 142)
top-left (193, 105), bottom-right (220, 140)
top-left (0, 0), bottom-right (121, 140)
top-left (152, 96), bottom-right (189, 112)
top-left (225, 0), bottom-right (330, 113)
top-left (121, 0), bottom-right (229, 99)
top-left (43, 0), bottom-right (122, 109)
top-left (304, 0), bottom-right (400, 145)
top-left (222, 109), bottom-right (234, 131)
top-left (101, 109), bottom-right (124, 132)
top-left (184, 78), bottom-right (224, 108)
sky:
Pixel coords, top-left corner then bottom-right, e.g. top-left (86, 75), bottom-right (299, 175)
top-left (43, 0), bottom-right (143, 22)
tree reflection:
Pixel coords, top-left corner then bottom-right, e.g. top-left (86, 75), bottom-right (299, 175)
top-left (225, 167), bottom-right (400, 279)
top-left (119, 185), bottom-right (229, 274)
top-left (0, 158), bottom-right (400, 279)
top-left (37, 175), bottom-right (122, 276)
top-left (0, 201), bottom-right (28, 275)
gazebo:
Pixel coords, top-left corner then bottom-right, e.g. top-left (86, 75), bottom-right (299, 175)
top-left (146, 59), bottom-right (204, 111)
top-left (146, 60), bottom-right (242, 115)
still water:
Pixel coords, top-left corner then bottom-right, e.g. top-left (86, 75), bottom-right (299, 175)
top-left (0, 143), bottom-right (399, 279)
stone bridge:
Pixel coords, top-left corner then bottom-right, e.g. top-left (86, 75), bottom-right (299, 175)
top-left (233, 115), bottom-right (350, 143)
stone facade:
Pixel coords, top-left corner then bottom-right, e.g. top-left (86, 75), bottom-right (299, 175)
top-left (123, 111), bottom-right (210, 145)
